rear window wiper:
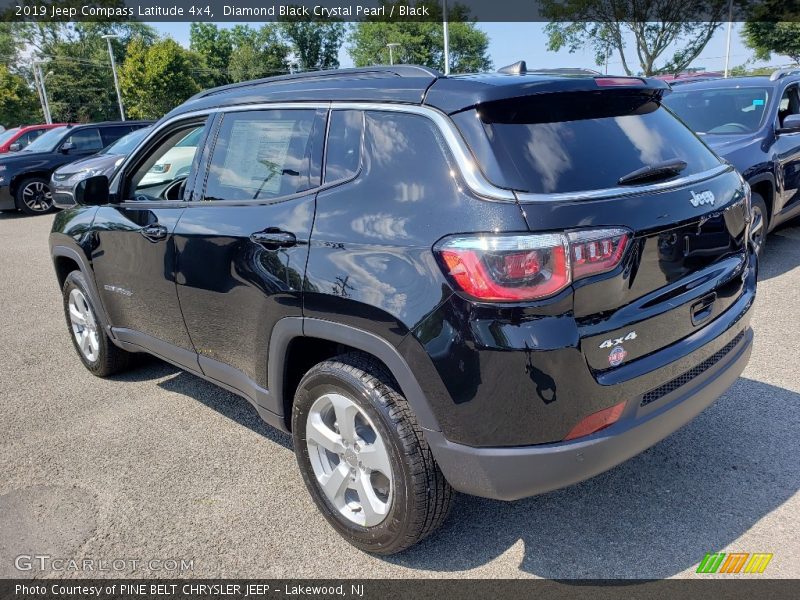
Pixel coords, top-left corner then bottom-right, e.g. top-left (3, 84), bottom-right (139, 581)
top-left (617, 159), bottom-right (687, 186)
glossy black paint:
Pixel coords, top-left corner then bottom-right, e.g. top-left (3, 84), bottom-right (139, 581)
top-left (50, 69), bottom-right (755, 463)
top-left (663, 75), bottom-right (800, 230)
top-left (303, 110), bottom-right (526, 346)
top-left (0, 121), bottom-right (152, 211)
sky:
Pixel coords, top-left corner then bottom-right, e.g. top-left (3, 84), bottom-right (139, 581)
top-left (149, 21), bottom-right (793, 74)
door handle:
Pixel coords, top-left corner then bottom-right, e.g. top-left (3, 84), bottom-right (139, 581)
top-left (250, 230), bottom-right (298, 248)
top-left (141, 224), bottom-right (168, 242)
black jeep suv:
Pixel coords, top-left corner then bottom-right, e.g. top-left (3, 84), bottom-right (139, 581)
top-left (0, 120), bottom-right (151, 215)
top-left (50, 65), bottom-right (757, 554)
top-left (663, 69), bottom-right (800, 253)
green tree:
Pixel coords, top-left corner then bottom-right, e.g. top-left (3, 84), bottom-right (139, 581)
top-left (9, 16), bottom-right (156, 122)
top-left (0, 23), bottom-right (23, 71)
top-left (279, 20), bottom-right (346, 71)
top-left (0, 65), bottom-right (41, 126)
top-left (348, 2), bottom-right (491, 73)
top-left (119, 38), bottom-right (201, 120)
top-left (743, 22), bottom-right (800, 64)
top-left (190, 22), bottom-right (233, 86)
top-left (542, 0), bottom-right (727, 76)
top-left (227, 24), bottom-right (290, 82)
top-left (43, 39), bottom-right (121, 122)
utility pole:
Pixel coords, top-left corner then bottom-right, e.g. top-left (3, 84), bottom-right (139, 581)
top-left (386, 43), bottom-right (400, 66)
top-left (34, 63), bottom-right (52, 124)
top-left (442, 0), bottom-right (450, 75)
top-left (102, 34), bottom-right (125, 120)
top-left (723, 0), bottom-right (734, 78)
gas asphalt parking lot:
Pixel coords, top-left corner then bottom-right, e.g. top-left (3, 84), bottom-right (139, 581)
top-left (0, 211), bottom-right (798, 579)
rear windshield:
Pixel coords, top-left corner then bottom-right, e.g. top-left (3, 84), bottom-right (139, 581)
top-left (453, 91), bottom-right (721, 194)
top-left (663, 87), bottom-right (770, 134)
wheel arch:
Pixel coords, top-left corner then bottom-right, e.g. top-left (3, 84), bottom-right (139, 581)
top-left (50, 244), bottom-right (111, 334)
top-left (747, 173), bottom-right (776, 230)
top-left (268, 317), bottom-right (441, 434)
top-left (10, 171), bottom-right (53, 199)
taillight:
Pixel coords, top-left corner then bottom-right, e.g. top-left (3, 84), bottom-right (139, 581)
top-left (435, 228), bottom-right (630, 302)
top-left (568, 228), bottom-right (629, 279)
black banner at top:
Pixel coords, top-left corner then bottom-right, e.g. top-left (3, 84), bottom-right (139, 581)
top-left (3, 0), bottom-right (800, 23)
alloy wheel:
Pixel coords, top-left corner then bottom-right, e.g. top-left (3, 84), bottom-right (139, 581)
top-left (305, 392), bottom-right (393, 527)
top-left (21, 181), bottom-right (53, 213)
top-left (68, 288), bottom-right (100, 362)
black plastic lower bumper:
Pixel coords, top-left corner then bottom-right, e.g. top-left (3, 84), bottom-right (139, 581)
top-left (427, 323), bottom-right (753, 501)
top-left (0, 185), bottom-right (15, 210)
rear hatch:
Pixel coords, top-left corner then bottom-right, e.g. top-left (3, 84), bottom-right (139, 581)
top-left (450, 82), bottom-right (750, 372)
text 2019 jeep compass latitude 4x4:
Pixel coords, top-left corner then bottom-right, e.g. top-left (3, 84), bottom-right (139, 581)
top-left (50, 65), bottom-right (756, 554)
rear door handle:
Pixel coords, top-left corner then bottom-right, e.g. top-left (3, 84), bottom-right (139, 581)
top-left (250, 230), bottom-right (297, 248)
top-left (141, 224), bottom-right (168, 242)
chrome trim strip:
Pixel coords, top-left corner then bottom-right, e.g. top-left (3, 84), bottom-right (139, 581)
top-left (117, 101), bottom-right (731, 204)
top-left (514, 164), bottom-right (734, 203)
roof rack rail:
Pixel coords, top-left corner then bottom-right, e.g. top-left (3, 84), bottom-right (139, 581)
top-left (196, 64), bottom-right (442, 99)
top-left (497, 62), bottom-right (601, 76)
top-left (770, 67), bottom-right (800, 81)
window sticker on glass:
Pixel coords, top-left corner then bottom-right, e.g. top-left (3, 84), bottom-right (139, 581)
top-left (752, 99), bottom-right (765, 106)
top-left (220, 120), bottom-right (295, 196)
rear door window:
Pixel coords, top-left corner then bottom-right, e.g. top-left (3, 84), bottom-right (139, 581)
top-left (204, 109), bottom-right (321, 201)
top-left (100, 126), bottom-right (133, 147)
top-left (64, 128), bottom-right (103, 152)
top-left (453, 90), bottom-right (722, 194)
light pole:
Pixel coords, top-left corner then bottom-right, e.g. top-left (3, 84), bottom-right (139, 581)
top-left (102, 34), bottom-right (125, 120)
top-left (34, 62), bottom-right (52, 124)
top-left (723, 0), bottom-right (734, 78)
top-left (31, 64), bottom-right (48, 124)
top-left (386, 43), bottom-right (400, 66)
top-left (442, 0), bottom-right (450, 75)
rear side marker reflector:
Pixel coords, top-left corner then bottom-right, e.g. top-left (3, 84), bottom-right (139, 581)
top-left (563, 400), bottom-right (626, 441)
top-left (435, 228), bottom-right (630, 301)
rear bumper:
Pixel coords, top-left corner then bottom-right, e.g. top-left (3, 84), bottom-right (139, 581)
top-left (427, 318), bottom-right (753, 501)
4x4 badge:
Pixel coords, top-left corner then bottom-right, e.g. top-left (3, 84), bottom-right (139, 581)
top-left (599, 331), bottom-right (637, 349)
top-left (690, 190), bottom-right (715, 207)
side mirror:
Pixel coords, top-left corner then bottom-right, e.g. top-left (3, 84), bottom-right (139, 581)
top-left (8, 142), bottom-right (21, 152)
top-left (60, 141), bottom-right (75, 153)
top-left (74, 175), bottom-right (110, 206)
top-left (778, 114), bottom-right (800, 134)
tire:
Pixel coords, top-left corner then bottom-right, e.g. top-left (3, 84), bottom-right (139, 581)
top-left (750, 192), bottom-right (768, 256)
top-left (62, 271), bottom-right (133, 377)
top-left (15, 176), bottom-right (54, 215)
top-left (292, 353), bottom-right (453, 554)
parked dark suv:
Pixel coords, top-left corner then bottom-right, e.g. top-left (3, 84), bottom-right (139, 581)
top-left (663, 69), bottom-right (800, 253)
top-left (0, 120), bottom-right (151, 214)
top-left (50, 65), bottom-right (757, 554)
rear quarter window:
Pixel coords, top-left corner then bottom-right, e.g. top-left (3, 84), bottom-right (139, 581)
top-left (324, 110), bottom-right (363, 183)
top-left (453, 90), bottom-right (722, 194)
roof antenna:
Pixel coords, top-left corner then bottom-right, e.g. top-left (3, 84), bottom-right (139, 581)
top-left (498, 61), bottom-right (527, 75)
